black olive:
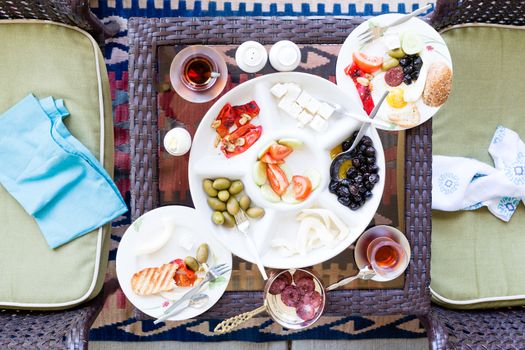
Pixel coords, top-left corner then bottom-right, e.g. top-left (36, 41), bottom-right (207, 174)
top-left (365, 157), bottom-right (375, 165)
top-left (352, 157), bottom-right (361, 168)
top-left (342, 140), bottom-right (352, 151)
top-left (361, 136), bottom-right (373, 146)
top-left (364, 147), bottom-right (376, 157)
top-left (403, 65), bottom-right (413, 74)
top-left (369, 174), bottom-right (380, 184)
top-left (357, 154), bottom-right (366, 163)
top-left (403, 76), bottom-right (412, 85)
top-left (399, 58), bottom-right (408, 66)
top-left (337, 186), bottom-right (350, 198)
top-left (354, 175), bottom-right (363, 184)
top-left (359, 144), bottom-right (367, 153)
top-left (340, 178), bottom-right (351, 187)
top-left (348, 184), bottom-right (359, 196)
top-left (414, 56), bottom-right (423, 67)
top-left (346, 167), bottom-right (357, 179)
top-left (368, 164), bottom-right (379, 174)
top-left (338, 196), bottom-right (351, 206)
top-left (329, 180), bottom-right (339, 193)
top-left (359, 184), bottom-right (367, 193)
top-left (411, 71), bottom-right (419, 80)
top-left (365, 181), bottom-right (374, 190)
top-left (365, 190), bottom-right (373, 198)
top-left (349, 202), bottom-right (361, 211)
top-left (363, 172), bottom-right (371, 179)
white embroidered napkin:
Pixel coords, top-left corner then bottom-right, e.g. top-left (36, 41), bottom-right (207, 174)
top-left (432, 126), bottom-right (525, 221)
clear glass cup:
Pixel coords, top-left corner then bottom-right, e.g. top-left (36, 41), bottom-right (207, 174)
top-left (366, 237), bottom-right (408, 279)
top-left (179, 53), bottom-right (220, 92)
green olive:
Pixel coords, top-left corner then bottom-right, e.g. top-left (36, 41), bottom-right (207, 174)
top-left (212, 178), bottom-right (231, 190)
top-left (239, 195), bottom-right (251, 211)
top-left (184, 256), bottom-right (200, 272)
top-left (212, 211), bottom-right (224, 225)
top-left (228, 180), bottom-right (244, 195)
top-left (207, 197), bottom-right (226, 211)
top-left (196, 243), bottom-right (210, 264)
top-left (203, 179), bottom-right (218, 197)
top-left (226, 197), bottom-right (240, 216)
top-left (382, 57), bottom-right (399, 71)
top-left (387, 48), bottom-right (406, 59)
top-left (246, 207), bottom-right (265, 219)
top-left (222, 212), bottom-right (235, 227)
top-left (217, 190), bottom-right (230, 202)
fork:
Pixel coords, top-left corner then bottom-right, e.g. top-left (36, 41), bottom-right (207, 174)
top-left (357, 4), bottom-right (432, 45)
top-left (331, 103), bottom-right (391, 129)
top-left (234, 209), bottom-right (268, 280)
top-left (154, 263), bottom-right (231, 324)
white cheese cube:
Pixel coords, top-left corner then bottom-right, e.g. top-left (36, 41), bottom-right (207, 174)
top-left (317, 102), bottom-right (335, 120)
top-left (309, 115), bottom-right (328, 132)
top-left (270, 83), bottom-right (288, 98)
top-left (305, 97), bottom-right (322, 115)
top-left (382, 34), bottom-right (401, 50)
top-left (296, 91), bottom-right (312, 108)
top-left (297, 110), bottom-right (314, 126)
top-left (286, 102), bottom-right (303, 119)
top-left (283, 83), bottom-right (302, 101)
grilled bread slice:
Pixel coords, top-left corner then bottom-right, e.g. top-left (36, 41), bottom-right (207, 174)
top-left (131, 262), bottom-right (179, 296)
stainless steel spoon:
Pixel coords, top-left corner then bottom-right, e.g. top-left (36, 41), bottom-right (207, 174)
top-left (329, 91), bottom-right (389, 180)
top-left (160, 293), bottom-right (209, 319)
top-left (325, 265), bottom-right (376, 291)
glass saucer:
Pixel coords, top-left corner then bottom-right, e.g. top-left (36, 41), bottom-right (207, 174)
top-left (169, 45), bottom-right (228, 103)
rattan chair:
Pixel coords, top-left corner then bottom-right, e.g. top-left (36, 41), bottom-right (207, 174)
top-left (421, 1), bottom-right (525, 349)
top-left (0, 1), bottom-right (118, 349)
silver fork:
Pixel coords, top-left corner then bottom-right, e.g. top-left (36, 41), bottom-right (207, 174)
top-left (154, 263), bottom-right (231, 324)
top-left (357, 4), bottom-right (432, 45)
top-left (233, 209), bottom-right (268, 280)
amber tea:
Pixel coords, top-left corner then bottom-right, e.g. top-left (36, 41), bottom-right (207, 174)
top-left (182, 55), bottom-right (218, 90)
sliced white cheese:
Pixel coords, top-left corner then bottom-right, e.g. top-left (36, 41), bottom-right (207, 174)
top-left (309, 114), bottom-right (328, 132)
top-left (382, 34), bottom-right (401, 50)
top-left (296, 90), bottom-right (312, 108)
top-left (283, 83), bottom-right (302, 100)
top-left (297, 110), bottom-right (314, 126)
top-left (305, 97), bottom-right (322, 115)
top-left (317, 102), bottom-right (335, 120)
top-left (270, 83), bottom-right (288, 98)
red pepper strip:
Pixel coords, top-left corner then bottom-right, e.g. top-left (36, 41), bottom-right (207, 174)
top-left (233, 100), bottom-right (260, 127)
top-left (214, 103), bottom-right (238, 138)
top-left (344, 62), bottom-right (375, 115)
top-left (222, 124), bottom-right (262, 158)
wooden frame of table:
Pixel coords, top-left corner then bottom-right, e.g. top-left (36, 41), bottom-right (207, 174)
top-left (128, 16), bottom-right (431, 319)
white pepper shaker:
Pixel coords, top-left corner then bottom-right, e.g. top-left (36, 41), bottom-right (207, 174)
top-left (269, 40), bottom-right (301, 71)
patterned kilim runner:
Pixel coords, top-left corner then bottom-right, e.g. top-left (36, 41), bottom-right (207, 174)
top-left (89, 0), bottom-right (431, 342)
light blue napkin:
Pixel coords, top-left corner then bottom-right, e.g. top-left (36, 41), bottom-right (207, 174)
top-left (0, 94), bottom-right (128, 248)
top-left (432, 126), bottom-right (525, 221)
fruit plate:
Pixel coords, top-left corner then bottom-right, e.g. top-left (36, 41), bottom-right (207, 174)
top-left (336, 14), bottom-right (453, 130)
top-left (116, 206), bottom-right (232, 321)
top-left (188, 72), bottom-right (386, 269)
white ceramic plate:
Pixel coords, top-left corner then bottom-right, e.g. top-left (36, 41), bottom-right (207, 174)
top-left (188, 72), bottom-right (386, 269)
top-left (336, 14), bottom-right (453, 130)
top-left (116, 206), bottom-right (232, 320)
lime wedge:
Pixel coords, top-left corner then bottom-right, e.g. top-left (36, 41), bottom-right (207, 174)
top-left (401, 31), bottom-right (423, 55)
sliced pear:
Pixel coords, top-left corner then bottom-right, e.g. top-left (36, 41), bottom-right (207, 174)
top-left (277, 138), bottom-right (303, 150)
top-left (253, 161), bottom-right (268, 186)
top-left (260, 184), bottom-right (281, 203)
top-left (281, 184), bottom-right (300, 204)
top-left (304, 168), bottom-right (321, 189)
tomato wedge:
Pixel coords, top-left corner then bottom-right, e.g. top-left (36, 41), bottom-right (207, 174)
top-left (260, 153), bottom-right (284, 164)
top-left (292, 175), bottom-right (312, 201)
top-left (266, 163), bottom-right (289, 196)
top-left (172, 259), bottom-right (197, 287)
top-left (352, 51), bottom-right (383, 74)
top-left (268, 143), bottom-right (293, 160)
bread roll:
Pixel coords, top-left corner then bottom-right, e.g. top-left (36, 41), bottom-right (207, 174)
top-left (131, 262), bottom-right (179, 296)
top-left (422, 62), bottom-right (452, 107)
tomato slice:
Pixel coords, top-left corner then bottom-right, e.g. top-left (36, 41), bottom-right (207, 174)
top-left (266, 163), bottom-right (289, 196)
top-left (173, 261), bottom-right (196, 287)
top-left (352, 51), bottom-right (383, 73)
top-left (260, 153), bottom-right (284, 164)
top-left (268, 144), bottom-right (293, 160)
top-left (292, 175), bottom-right (312, 201)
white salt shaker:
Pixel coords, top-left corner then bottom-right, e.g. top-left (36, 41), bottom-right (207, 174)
top-left (163, 127), bottom-right (192, 156)
top-left (235, 41), bottom-right (268, 73)
top-left (269, 40), bottom-right (301, 71)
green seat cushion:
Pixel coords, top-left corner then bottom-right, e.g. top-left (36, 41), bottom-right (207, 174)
top-left (431, 25), bottom-right (525, 309)
top-left (0, 20), bottom-right (113, 309)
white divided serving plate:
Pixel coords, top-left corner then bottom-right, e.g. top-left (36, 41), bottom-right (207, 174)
top-left (189, 72), bottom-right (385, 269)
